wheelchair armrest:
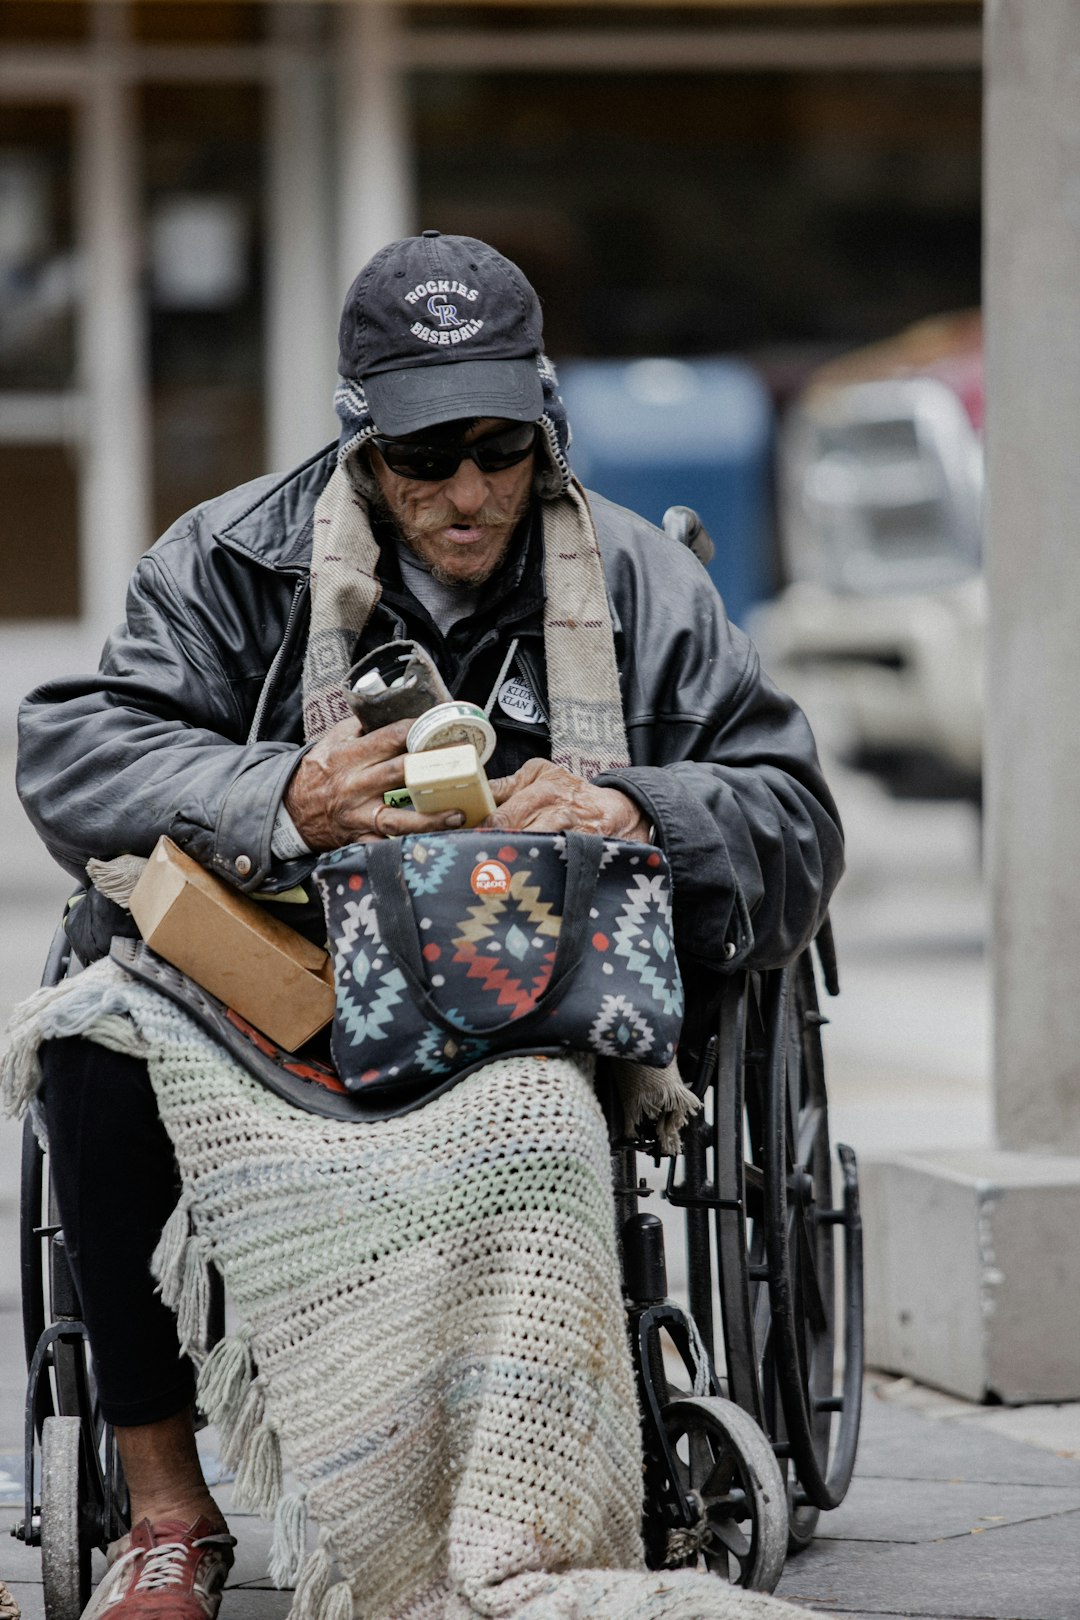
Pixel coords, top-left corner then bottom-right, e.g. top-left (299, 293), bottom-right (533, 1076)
top-left (662, 505), bottom-right (715, 567)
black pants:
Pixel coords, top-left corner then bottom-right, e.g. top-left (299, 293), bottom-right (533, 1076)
top-left (41, 1037), bottom-right (195, 1427)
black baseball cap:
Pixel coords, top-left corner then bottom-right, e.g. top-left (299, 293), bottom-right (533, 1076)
top-left (338, 231), bottom-right (545, 436)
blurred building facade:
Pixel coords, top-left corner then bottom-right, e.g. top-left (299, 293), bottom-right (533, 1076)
top-left (0, 0), bottom-right (981, 668)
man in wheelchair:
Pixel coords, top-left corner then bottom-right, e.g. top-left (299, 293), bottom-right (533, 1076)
top-left (13, 234), bottom-right (843, 1620)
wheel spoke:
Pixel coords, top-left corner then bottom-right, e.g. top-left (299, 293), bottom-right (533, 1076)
top-left (743, 1167), bottom-right (765, 1222)
top-left (670, 1447), bottom-right (692, 1494)
top-left (708, 1515), bottom-right (751, 1561)
top-left (701, 1453), bottom-right (738, 1499)
top-left (752, 1280), bottom-right (772, 1360)
top-left (794, 1205), bottom-right (829, 1333)
top-left (796, 1104), bottom-right (824, 1169)
top-left (688, 1428), bottom-right (714, 1485)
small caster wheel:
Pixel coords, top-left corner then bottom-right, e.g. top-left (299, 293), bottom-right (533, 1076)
top-left (660, 1394), bottom-right (788, 1593)
top-left (41, 1415), bottom-right (90, 1620)
top-left (786, 1491), bottom-right (821, 1555)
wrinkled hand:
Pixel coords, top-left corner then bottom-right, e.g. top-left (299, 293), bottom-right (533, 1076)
top-left (484, 759), bottom-right (650, 840)
top-left (284, 716), bottom-right (465, 851)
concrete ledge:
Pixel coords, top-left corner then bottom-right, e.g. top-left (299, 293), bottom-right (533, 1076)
top-left (862, 1149), bottom-right (1080, 1403)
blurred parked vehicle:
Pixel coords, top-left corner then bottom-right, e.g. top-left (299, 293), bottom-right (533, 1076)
top-left (559, 358), bottom-right (774, 627)
top-left (750, 312), bottom-right (984, 804)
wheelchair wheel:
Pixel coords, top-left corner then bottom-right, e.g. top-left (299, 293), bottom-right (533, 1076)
top-left (712, 953), bottom-right (863, 1536)
top-left (660, 1393), bottom-right (788, 1592)
top-left (21, 1104), bottom-right (87, 1426)
top-left (22, 1119), bottom-right (130, 1554)
top-left (40, 1415), bottom-right (90, 1620)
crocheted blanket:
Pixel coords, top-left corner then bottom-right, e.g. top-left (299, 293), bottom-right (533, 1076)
top-left (3, 963), bottom-right (814, 1620)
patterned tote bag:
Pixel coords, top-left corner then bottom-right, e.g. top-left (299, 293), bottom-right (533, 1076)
top-left (314, 830), bottom-right (684, 1097)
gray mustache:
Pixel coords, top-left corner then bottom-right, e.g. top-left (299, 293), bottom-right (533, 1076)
top-left (413, 504), bottom-right (511, 534)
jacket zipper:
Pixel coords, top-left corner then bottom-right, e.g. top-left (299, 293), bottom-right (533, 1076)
top-left (246, 577), bottom-right (307, 745)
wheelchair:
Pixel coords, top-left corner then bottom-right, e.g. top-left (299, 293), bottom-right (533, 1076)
top-left (14, 911), bottom-right (863, 1618)
top-left (610, 927), bottom-right (863, 1588)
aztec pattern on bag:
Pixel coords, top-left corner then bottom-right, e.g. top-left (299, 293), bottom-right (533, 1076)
top-left (314, 832), bottom-right (683, 1093)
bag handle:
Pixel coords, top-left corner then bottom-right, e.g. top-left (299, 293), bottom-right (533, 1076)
top-left (364, 833), bottom-right (605, 1039)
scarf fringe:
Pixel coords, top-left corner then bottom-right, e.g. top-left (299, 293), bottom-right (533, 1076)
top-left (86, 853), bottom-right (148, 910)
top-left (612, 1058), bottom-right (700, 1157)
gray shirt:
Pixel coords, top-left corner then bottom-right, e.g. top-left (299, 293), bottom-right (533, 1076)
top-left (396, 545), bottom-right (479, 635)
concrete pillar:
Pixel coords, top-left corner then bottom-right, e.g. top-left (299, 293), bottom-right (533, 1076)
top-left (861, 0), bottom-right (1080, 1401)
top-left (985, 0), bottom-right (1080, 1155)
top-left (266, 5), bottom-right (338, 470)
top-left (336, 0), bottom-right (413, 303)
top-left (76, 2), bottom-right (152, 636)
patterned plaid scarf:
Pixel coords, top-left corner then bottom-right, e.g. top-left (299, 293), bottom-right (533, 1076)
top-left (301, 464), bottom-right (631, 778)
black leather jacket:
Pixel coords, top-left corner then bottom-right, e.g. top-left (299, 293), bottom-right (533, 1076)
top-left (18, 443), bottom-right (843, 972)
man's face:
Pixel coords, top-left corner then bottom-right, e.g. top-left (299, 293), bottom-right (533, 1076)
top-left (368, 417), bottom-right (535, 587)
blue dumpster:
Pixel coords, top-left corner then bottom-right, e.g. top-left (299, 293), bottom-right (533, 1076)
top-left (557, 358), bottom-right (774, 626)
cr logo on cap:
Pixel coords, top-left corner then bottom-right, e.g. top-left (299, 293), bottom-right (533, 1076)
top-left (427, 294), bottom-right (463, 330)
top-left (471, 859), bottom-right (511, 896)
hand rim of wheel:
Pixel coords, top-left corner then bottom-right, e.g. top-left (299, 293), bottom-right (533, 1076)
top-left (763, 960), bottom-right (862, 1511)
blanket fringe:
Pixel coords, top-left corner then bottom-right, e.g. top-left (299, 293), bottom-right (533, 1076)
top-left (85, 1013), bottom-right (149, 1059)
top-left (152, 1192), bottom-right (193, 1307)
top-left (318, 1581), bottom-right (354, 1620)
top-left (0, 988), bottom-right (50, 1118)
top-left (220, 1376), bottom-right (266, 1472)
top-left (289, 1537), bottom-right (333, 1620)
top-left (270, 1490), bottom-right (309, 1588)
top-left (151, 1192), bottom-right (213, 1360)
top-left (177, 1234), bottom-right (214, 1359)
top-left (197, 1331), bottom-right (254, 1429)
top-left (233, 1417), bottom-right (284, 1517)
top-left (0, 966), bottom-right (147, 1120)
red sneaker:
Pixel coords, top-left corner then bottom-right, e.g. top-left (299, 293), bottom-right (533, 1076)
top-left (83, 1517), bottom-right (236, 1620)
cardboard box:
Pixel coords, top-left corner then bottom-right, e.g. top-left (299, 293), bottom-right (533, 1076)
top-left (130, 837), bottom-right (335, 1051)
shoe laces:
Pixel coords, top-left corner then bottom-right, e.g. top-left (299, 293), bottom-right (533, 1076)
top-left (133, 1541), bottom-right (196, 1592)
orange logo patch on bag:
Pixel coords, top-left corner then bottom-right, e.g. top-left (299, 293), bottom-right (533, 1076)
top-left (471, 859), bottom-right (511, 896)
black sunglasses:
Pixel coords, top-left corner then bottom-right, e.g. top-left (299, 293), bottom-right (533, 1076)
top-left (371, 421), bottom-right (538, 482)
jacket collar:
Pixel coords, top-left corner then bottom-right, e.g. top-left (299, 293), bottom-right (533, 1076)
top-left (212, 442), bottom-right (338, 573)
